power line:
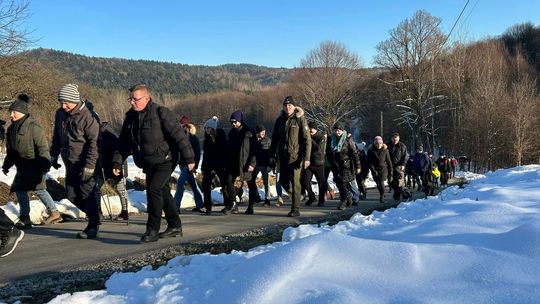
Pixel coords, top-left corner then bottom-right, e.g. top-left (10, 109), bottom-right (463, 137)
top-left (445, 0), bottom-right (471, 43)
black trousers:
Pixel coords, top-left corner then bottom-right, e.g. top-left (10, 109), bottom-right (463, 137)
top-left (65, 169), bottom-right (100, 229)
top-left (302, 165), bottom-right (326, 204)
top-left (202, 168), bottom-right (231, 211)
top-left (372, 171), bottom-right (387, 197)
top-left (145, 162), bottom-right (181, 232)
top-left (356, 174), bottom-right (368, 197)
top-left (0, 208), bottom-right (14, 232)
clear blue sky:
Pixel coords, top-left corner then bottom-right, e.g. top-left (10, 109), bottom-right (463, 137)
top-left (25, 0), bottom-right (540, 68)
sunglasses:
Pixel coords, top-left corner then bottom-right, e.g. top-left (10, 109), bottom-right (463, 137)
top-left (230, 120), bottom-right (239, 124)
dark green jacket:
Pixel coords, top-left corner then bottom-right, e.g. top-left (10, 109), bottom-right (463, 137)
top-left (2, 115), bottom-right (51, 191)
top-left (270, 107), bottom-right (312, 166)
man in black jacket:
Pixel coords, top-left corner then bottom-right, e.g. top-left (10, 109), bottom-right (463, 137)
top-left (247, 124), bottom-right (272, 207)
top-left (115, 84), bottom-right (195, 243)
top-left (303, 121), bottom-right (327, 207)
top-left (387, 133), bottom-right (408, 201)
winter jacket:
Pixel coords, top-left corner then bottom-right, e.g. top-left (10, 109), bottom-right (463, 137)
top-left (117, 100), bottom-right (195, 170)
top-left (186, 124), bottom-right (201, 170)
top-left (202, 128), bottom-right (228, 173)
top-left (309, 131), bottom-right (327, 166)
top-left (2, 115), bottom-right (50, 191)
top-left (270, 107), bottom-right (312, 166)
top-left (357, 149), bottom-right (370, 179)
top-left (387, 141), bottom-right (408, 168)
top-left (329, 134), bottom-right (360, 182)
top-left (367, 143), bottom-right (393, 181)
top-left (413, 152), bottom-right (431, 175)
top-left (254, 136), bottom-right (271, 168)
top-left (50, 101), bottom-right (100, 173)
top-left (437, 157), bottom-right (450, 173)
top-left (227, 125), bottom-right (256, 181)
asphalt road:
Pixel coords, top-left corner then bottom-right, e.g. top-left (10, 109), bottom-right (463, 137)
top-left (0, 188), bottom-right (425, 284)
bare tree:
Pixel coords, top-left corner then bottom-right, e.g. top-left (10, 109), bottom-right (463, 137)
top-left (0, 0), bottom-right (32, 82)
top-left (289, 41), bottom-right (363, 131)
top-left (374, 10), bottom-right (447, 151)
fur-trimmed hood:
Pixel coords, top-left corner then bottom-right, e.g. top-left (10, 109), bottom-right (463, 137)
top-left (280, 106), bottom-right (305, 119)
top-left (369, 143), bottom-right (388, 151)
top-left (186, 123), bottom-right (196, 135)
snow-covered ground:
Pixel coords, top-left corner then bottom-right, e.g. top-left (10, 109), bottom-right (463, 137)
top-left (43, 165), bottom-right (540, 303)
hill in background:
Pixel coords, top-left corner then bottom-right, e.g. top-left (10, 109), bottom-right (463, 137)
top-left (24, 48), bottom-right (291, 96)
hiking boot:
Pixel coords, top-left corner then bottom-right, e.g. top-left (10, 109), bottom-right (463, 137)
top-left (379, 195), bottom-right (385, 203)
top-left (77, 227), bottom-right (99, 239)
top-left (221, 207), bottom-right (231, 215)
top-left (0, 228), bottom-right (24, 258)
top-left (14, 215), bottom-right (32, 230)
top-left (244, 206), bottom-right (254, 215)
top-left (114, 210), bottom-right (129, 221)
top-left (275, 197), bottom-right (284, 206)
top-left (230, 203), bottom-right (239, 214)
top-left (351, 201), bottom-right (359, 207)
top-left (141, 230), bottom-right (159, 243)
top-left (43, 211), bottom-right (63, 225)
top-left (287, 210), bottom-right (300, 217)
top-left (204, 209), bottom-right (212, 215)
top-left (159, 226), bottom-right (183, 238)
top-left (263, 199), bottom-right (271, 207)
top-left (304, 197), bottom-right (315, 206)
top-left (317, 202), bottom-right (325, 207)
top-left (191, 207), bottom-right (203, 213)
top-left (337, 202), bottom-right (346, 210)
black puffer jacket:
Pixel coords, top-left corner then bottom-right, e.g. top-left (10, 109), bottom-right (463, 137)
top-left (227, 126), bottom-right (256, 181)
top-left (387, 141), bottom-right (408, 168)
top-left (367, 144), bottom-right (393, 180)
top-left (117, 100), bottom-right (194, 170)
top-left (310, 131), bottom-right (327, 166)
top-left (51, 101), bottom-right (100, 173)
top-left (99, 122), bottom-right (122, 179)
top-left (270, 107), bottom-right (312, 166)
top-left (329, 134), bottom-right (360, 182)
top-left (202, 128), bottom-right (228, 173)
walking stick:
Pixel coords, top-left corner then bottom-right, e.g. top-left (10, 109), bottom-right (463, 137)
top-left (101, 170), bottom-right (114, 221)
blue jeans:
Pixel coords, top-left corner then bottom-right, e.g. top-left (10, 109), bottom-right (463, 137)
top-left (16, 189), bottom-right (57, 217)
top-left (276, 172), bottom-right (283, 197)
top-left (348, 180), bottom-right (360, 203)
top-left (175, 166), bottom-right (203, 209)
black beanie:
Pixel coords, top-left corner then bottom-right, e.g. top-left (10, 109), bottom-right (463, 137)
top-left (333, 121), bottom-right (345, 131)
top-left (255, 124), bottom-right (266, 133)
top-left (283, 96), bottom-right (295, 105)
top-left (9, 94), bottom-right (30, 114)
top-left (308, 121), bottom-right (318, 130)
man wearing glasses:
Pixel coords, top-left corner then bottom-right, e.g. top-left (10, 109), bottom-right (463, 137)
top-left (51, 84), bottom-right (101, 239)
top-left (115, 84), bottom-right (195, 243)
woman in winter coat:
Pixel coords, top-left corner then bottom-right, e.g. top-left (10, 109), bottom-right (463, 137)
top-left (328, 122), bottom-right (361, 210)
top-left (367, 136), bottom-right (393, 203)
top-left (2, 94), bottom-right (62, 228)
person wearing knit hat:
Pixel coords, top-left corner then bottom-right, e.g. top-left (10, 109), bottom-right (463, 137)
top-left (247, 123), bottom-right (273, 208)
top-left (303, 120), bottom-right (328, 207)
top-left (255, 124), bottom-right (266, 134)
top-left (367, 135), bottom-right (393, 203)
top-left (3, 93), bottom-right (62, 229)
top-left (51, 84), bottom-right (101, 239)
top-left (201, 116), bottom-right (229, 215)
top-left (271, 93), bottom-right (311, 217)
top-left (225, 109), bottom-right (256, 215)
top-left (387, 132), bottom-right (408, 202)
top-left (333, 121), bottom-right (345, 131)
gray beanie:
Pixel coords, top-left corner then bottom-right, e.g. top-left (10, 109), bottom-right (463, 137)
top-left (204, 116), bottom-right (219, 130)
top-left (57, 84), bottom-right (81, 103)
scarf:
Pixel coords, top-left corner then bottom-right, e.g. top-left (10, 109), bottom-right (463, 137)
top-left (331, 130), bottom-right (348, 152)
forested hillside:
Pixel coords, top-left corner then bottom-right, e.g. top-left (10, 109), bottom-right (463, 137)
top-left (24, 48), bottom-right (290, 95)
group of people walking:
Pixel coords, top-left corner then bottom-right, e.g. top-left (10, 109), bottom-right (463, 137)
top-left (0, 84), bottom-right (449, 258)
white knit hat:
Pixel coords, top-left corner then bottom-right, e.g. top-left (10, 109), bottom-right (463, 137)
top-left (57, 83), bottom-right (81, 103)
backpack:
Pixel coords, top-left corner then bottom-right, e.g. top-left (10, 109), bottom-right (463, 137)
top-left (432, 167), bottom-right (441, 178)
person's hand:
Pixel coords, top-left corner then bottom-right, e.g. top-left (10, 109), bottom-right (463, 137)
top-left (81, 167), bottom-right (95, 181)
top-left (187, 163), bottom-right (195, 172)
top-left (248, 165), bottom-right (255, 172)
top-left (304, 160), bottom-right (310, 169)
top-left (2, 168), bottom-right (8, 176)
top-left (356, 168), bottom-right (361, 175)
top-left (112, 168), bottom-right (122, 176)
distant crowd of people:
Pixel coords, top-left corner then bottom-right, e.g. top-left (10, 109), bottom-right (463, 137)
top-left (0, 84), bottom-right (457, 258)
